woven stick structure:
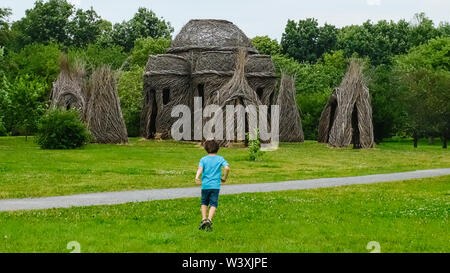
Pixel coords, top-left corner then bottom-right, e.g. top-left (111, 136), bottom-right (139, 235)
top-left (209, 49), bottom-right (263, 146)
top-left (142, 20), bottom-right (277, 141)
top-left (318, 59), bottom-right (374, 148)
top-left (277, 74), bottom-right (304, 142)
top-left (50, 55), bottom-right (87, 119)
top-left (85, 66), bottom-right (128, 144)
top-left (141, 54), bottom-right (191, 139)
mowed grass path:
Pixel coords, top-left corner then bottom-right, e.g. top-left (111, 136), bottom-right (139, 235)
top-left (0, 176), bottom-right (448, 253)
top-left (0, 136), bottom-right (449, 199)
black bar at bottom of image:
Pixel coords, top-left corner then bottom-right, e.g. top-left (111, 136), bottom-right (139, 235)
top-left (0, 253), bottom-right (448, 272)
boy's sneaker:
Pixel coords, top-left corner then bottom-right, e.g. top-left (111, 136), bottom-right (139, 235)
top-left (199, 219), bottom-right (208, 230)
top-left (205, 219), bottom-right (213, 231)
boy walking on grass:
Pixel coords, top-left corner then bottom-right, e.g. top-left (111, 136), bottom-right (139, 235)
top-left (195, 140), bottom-right (230, 231)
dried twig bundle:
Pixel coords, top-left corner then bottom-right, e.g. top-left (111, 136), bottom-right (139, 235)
top-left (85, 66), bottom-right (128, 144)
top-left (277, 74), bottom-right (304, 142)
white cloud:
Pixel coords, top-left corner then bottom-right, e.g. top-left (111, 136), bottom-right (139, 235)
top-left (366, 0), bottom-right (381, 6)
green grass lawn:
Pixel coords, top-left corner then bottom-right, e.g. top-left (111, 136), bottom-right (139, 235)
top-left (0, 176), bottom-right (448, 253)
top-left (0, 136), bottom-right (449, 199)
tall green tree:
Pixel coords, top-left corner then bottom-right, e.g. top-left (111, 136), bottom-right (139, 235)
top-left (251, 36), bottom-right (282, 56)
top-left (281, 18), bottom-right (337, 63)
top-left (68, 7), bottom-right (107, 48)
top-left (394, 37), bottom-right (450, 148)
top-left (68, 43), bottom-right (127, 72)
top-left (110, 8), bottom-right (173, 51)
top-left (117, 65), bottom-right (145, 137)
top-left (5, 42), bottom-right (60, 91)
top-left (126, 37), bottom-right (171, 68)
top-left (0, 7), bottom-right (12, 49)
top-left (11, 0), bottom-right (74, 47)
top-left (6, 76), bottom-right (47, 139)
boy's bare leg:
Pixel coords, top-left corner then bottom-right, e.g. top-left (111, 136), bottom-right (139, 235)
top-left (201, 205), bottom-right (208, 220)
top-left (208, 206), bottom-right (216, 221)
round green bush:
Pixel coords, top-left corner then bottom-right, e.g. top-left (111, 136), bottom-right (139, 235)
top-left (36, 109), bottom-right (91, 149)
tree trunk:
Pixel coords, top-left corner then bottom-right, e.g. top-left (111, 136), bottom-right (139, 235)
top-left (443, 136), bottom-right (447, 149)
top-left (428, 136), bottom-right (434, 145)
top-left (413, 132), bottom-right (418, 148)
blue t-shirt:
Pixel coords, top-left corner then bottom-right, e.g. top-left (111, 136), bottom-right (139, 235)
top-left (199, 155), bottom-right (229, 189)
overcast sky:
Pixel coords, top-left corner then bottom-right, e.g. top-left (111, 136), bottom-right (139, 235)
top-left (2, 0), bottom-right (449, 41)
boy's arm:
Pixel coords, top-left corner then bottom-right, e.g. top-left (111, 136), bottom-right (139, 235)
top-left (195, 167), bottom-right (203, 184)
top-left (221, 166), bottom-right (230, 183)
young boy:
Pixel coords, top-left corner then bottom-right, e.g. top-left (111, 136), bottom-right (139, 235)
top-left (195, 140), bottom-right (230, 231)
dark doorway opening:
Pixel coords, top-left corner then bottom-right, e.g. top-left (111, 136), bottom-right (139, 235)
top-left (163, 88), bottom-right (170, 105)
top-left (256, 87), bottom-right (264, 100)
top-left (149, 90), bottom-right (157, 138)
top-left (198, 84), bottom-right (205, 107)
top-left (327, 99), bottom-right (338, 142)
top-left (351, 104), bottom-right (361, 149)
top-left (268, 91), bottom-right (274, 117)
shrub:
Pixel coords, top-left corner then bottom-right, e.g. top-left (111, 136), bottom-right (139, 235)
top-left (36, 109), bottom-right (91, 149)
top-left (246, 130), bottom-right (264, 161)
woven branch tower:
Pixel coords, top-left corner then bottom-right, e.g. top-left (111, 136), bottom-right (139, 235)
top-left (209, 48), bottom-right (264, 146)
top-left (277, 74), bottom-right (304, 142)
top-left (85, 66), bottom-right (128, 144)
top-left (50, 55), bottom-right (87, 119)
top-left (51, 57), bottom-right (128, 144)
top-left (318, 59), bottom-right (374, 148)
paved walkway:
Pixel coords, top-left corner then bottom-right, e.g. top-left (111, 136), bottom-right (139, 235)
top-left (1, 168), bottom-right (449, 212)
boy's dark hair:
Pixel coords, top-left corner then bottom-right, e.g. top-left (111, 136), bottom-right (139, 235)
top-left (204, 140), bottom-right (219, 154)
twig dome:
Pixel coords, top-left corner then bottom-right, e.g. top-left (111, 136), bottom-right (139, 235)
top-left (168, 19), bottom-right (257, 54)
top-left (142, 19), bottom-right (279, 143)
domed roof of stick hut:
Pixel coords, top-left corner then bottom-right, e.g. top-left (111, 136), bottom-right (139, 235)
top-left (167, 19), bottom-right (258, 54)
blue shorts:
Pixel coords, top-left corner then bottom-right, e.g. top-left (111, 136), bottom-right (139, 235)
top-left (201, 189), bottom-right (220, 208)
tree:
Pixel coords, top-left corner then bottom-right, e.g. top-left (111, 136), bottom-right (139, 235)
top-left (367, 64), bottom-right (405, 142)
top-left (7, 76), bottom-right (47, 139)
top-left (110, 8), bottom-right (173, 51)
top-left (5, 42), bottom-right (61, 93)
top-left (271, 51), bottom-right (347, 139)
top-left (0, 7), bottom-right (11, 29)
top-left (68, 43), bottom-right (127, 72)
top-left (0, 8), bottom-right (12, 49)
top-left (125, 37), bottom-right (171, 68)
top-left (409, 13), bottom-right (440, 47)
top-left (337, 14), bottom-right (443, 66)
top-left (251, 36), bottom-right (282, 55)
top-left (281, 18), bottom-right (337, 63)
top-left (0, 75), bottom-right (10, 135)
top-left (394, 37), bottom-right (450, 148)
top-left (68, 7), bottom-right (106, 48)
top-left (117, 65), bottom-right (145, 137)
top-left (11, 0), bottom-right (74, 47)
